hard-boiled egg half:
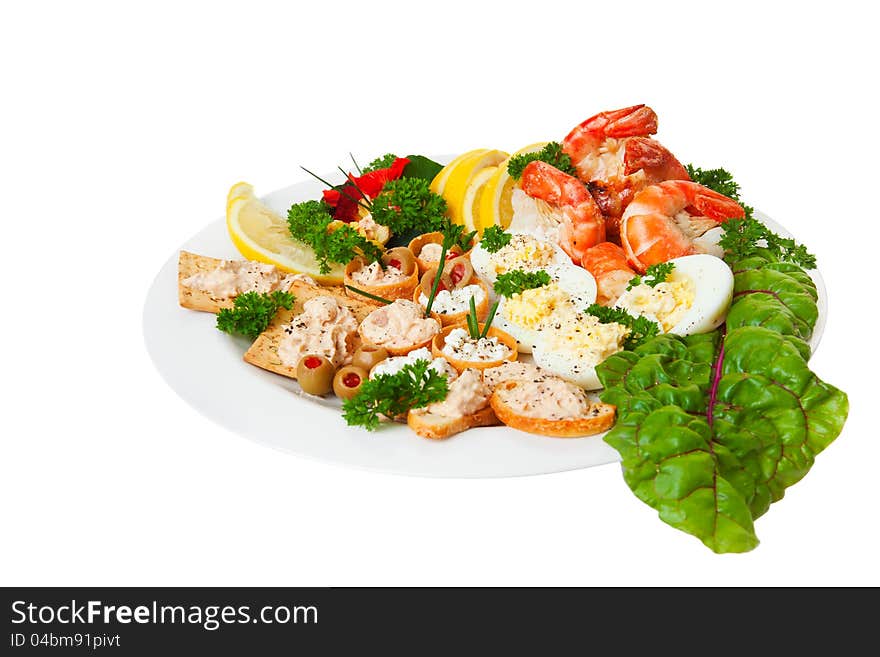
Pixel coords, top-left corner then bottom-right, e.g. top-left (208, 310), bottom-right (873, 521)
top-left (471, 231), bottom-right (570, 295)
top-left (614, 254), bottom-right (734, 335)
top-left (531, 312), bottom-right (629, 390)
top-left (493, 263), bottom-right (597, 354)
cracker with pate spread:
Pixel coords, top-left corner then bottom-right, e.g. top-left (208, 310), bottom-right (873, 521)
top-left (243, 279), bottom-right (375, 380)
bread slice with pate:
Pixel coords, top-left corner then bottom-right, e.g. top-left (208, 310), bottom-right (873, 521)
top-left (242, 278), bottom-right (375, 380)
top-left (490, 379), bottom-right (616, 438)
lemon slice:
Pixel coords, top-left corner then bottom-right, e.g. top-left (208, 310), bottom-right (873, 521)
top-left (442, 149), bottom-right (509, 226)
top-left (461, 166), bottom-right (499, 233)
top-left (478, 142), bottom-right (548, 231)
top-left (226, 183), bottom-right (344, 285)
top-left (429, 149), bottom-right (490, 197)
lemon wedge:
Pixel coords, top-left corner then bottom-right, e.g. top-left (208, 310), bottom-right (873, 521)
top-left (461, 166), bottom-right (499, 233)
top-left (226, 183), bottom-right (344, 285)
top-left (478, 142), bottom-right (548, 231)
top-left (430, 149), bottom-right (509, 227)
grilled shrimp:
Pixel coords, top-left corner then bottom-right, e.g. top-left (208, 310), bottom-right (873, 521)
top-left (580, 242), bottom-right (637, 306)
top-left (562, 104), bottom-right (690, 242)
top-left (620, 180), bottom-right (745, 272)
top-left (520, 160), bottom-right (605, 263)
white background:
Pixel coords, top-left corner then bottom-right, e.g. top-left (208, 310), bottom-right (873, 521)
top-left (2, 1), bottom-right (877, 586)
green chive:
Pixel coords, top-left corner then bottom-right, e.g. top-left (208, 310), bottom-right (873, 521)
top-left (345, 285), bottom-right (392, 305)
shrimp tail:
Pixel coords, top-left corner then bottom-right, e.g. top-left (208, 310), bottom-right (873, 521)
top-left (563, 104), bottom-right (658, 160)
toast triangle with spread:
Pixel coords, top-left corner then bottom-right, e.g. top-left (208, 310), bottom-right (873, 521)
top-left (242, 278), bottom-right (375, 380)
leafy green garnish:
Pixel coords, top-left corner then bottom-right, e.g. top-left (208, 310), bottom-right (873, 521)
top-left (286, 200), bottom-right (383, 274)
top-left (423, 225), bottom-right (464, 317)
top-left (719, 216), bottom-right (817, 269)
top-left (369, 177), bottom-right (449, 237)
top-left (596, 252), bottom-right (847, 553)
top-left (362, 153), bottom-right (397, 174)
top-left (463, 294), bottom-right (499, 340)
top-left (479, 225), bottom-right (512, 253)
top-left (216, 290), bottom-right (295, 341)
top-left (627, 262), bottom-right (675, 290)
top-left (686, 164), bottom-right (743, 201)
top-left (507, 142), bottom-right (577, 180)
top-left (342, 360), bottom-right (449, 431)
top-left (584, 304), bottom-right (659, 350)
top-left (493, 269), bottom-right (551, 298)
top-left (686, 164), bottom-right (817, 269)
top-left (401, 155), bottom-right (444, 182)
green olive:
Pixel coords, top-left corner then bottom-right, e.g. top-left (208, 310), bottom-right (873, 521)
top-left (296, 354), bottom-right (335, 396)
top-left (419, 266), bottom-right (454, 298)
top-left (333, 365), bottom-right (369, 399)
top-left (352, 345), bottom-right (389, 372)
top-left (383, 247), bottom-right (417, 276)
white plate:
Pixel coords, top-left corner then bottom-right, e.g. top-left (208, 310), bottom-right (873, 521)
top-left (143, 176), bottom-right (827, 478)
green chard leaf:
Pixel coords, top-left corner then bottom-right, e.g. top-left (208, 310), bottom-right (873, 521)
top-left (216, 290), bottom-right (295, 341)
top-left (595, 255), bottom-right (848, 553)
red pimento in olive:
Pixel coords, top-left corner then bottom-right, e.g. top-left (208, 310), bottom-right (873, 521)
top-left (296, 354), bottom-right (336, 396)
top-left (333, 365), bottom-right (369, 399)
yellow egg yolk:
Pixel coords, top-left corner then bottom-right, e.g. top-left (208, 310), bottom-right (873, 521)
top-left (502, 282), bottom-right (574, 329)
top-left (618, 279), bottom-right (695, 332)
top-left (490, 235), bottom-right (557, 275)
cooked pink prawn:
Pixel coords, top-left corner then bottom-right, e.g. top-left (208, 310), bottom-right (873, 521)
top-left (562, 104), bottom-right (690, 242)
top-left (520, 160), bottom-right (606, 263)
top-left (620, 180), bottom-right (745, 272)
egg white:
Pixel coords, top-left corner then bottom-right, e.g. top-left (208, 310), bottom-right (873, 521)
top-left (494, 264), bottom-right (597, 354)
top-left (471, 230), bottom-right (570, 295)
top-left (531, 348), bottom-right (603, 390)
top-left (614, 253), bottom-right (733, 336)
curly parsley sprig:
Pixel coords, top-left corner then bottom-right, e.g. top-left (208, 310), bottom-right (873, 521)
top-left (627, 262), bottom-right (675, 290)
top-left (479, 226), bottom-right (512, 253)
top-left (585, 303), bottom-right (659, 350)
top-left (286, 200), bottom-right (383, 274)
top-left (686, 163), bottom-right (817, 268)
top-left (342, 360), bottom-right (449, 431)
top-left (216, 291), bottom-right (295, 341)
top-left (493, 269), bottom-right (551, 298)
top-left (363, 153), bottom-right (398, 174)
top-left (370, 177), bottom-right (449, 236)
top-left (507, 142), bottom-right (577, 180)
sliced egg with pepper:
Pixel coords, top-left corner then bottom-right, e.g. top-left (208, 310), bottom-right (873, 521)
top-left (614, 254), bottom-right (733, 335)
top-left (531, 312), bottom-right (629, 390)
top-left (471, 231), bottom-right (570, 293)
top-left (493, 264), bottom-right (597, 354)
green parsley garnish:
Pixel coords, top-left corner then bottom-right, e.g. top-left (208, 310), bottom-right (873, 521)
top-left (687, 164), bottom-right (817, 269)
top-left (362, 153), bottom-right (398, 173)
top-left (479, 225), bottom-right (512, 253)
top-left (342, 360), bottom-right (449, 431)
top-left (585, 303), bottom-right (659, 350)
top-left (685, 164), bottom-right (743, 201)
top-left (286, 200), bottom-right (383, 274)
top-left (370, 177), bottom-right (449, 236)
top-left (493, 269), bottom-right (551, 298)
top-left (216, 291), bottom-right (295, 341)
top-left (719, 216), bottom-right (817, 269)
top-left (627, 262), bottom-right (675, 290)
top-left (507, 142), bottom-right (577, 180)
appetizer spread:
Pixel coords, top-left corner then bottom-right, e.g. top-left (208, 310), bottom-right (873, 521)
top-left (177, 105), bottom-right (849, 553)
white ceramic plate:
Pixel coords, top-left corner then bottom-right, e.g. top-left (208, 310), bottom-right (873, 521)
top-left (143, 175), bottom-right (827, 478)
